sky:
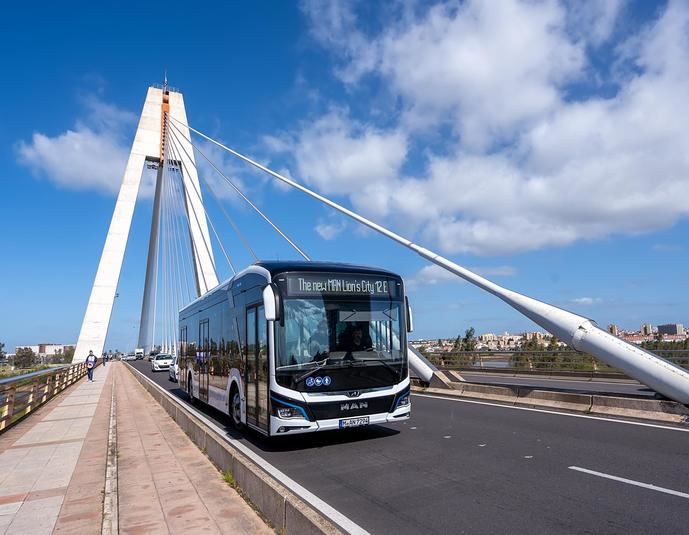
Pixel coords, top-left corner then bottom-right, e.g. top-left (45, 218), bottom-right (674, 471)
top-left (1, 0), bottom-right (688, 353)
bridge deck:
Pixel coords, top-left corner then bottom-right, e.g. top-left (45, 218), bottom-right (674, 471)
top-left (0, 363), bottom-right (270, 535)
top-left (130, 360), bottom-right (689, 535)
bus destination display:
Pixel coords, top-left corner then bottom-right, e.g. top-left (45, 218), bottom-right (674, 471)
top-left (285, 274), bottom-right (398, 298)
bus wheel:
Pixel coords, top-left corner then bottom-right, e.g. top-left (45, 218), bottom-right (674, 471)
top-left (187, 373), bottom-right (196, 405)
top-left (230, 385), bottom-right (243, 429)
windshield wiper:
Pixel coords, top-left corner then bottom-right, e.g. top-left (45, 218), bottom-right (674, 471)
top-left (294, 357), bottom-right (330, 383)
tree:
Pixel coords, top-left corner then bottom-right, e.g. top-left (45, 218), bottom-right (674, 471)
top-left (463, 327), bottom-right (477, 351)
top-left (64, 346), bottom-right (75, 361)
top-left (14, 347), bottom-right (36, 368)
top-left (452, 335), bottom-right (463, 352)
top-left (0, 342), bottom-right (5, 361)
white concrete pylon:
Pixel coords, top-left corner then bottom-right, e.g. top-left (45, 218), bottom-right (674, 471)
top-left (73, 86), bottom-right (217, 362)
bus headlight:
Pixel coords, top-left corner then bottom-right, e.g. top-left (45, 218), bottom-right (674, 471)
top-left (276, 406), bottom-right (301, 419)
top-left (397, 394), bottom-right (410, 408)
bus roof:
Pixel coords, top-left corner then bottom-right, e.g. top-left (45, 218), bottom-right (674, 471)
top-left (256, 260), bottom-right (400, 278)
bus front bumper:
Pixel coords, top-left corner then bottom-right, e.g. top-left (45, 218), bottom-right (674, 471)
top-left (269, 404), bottom-right (411, 436)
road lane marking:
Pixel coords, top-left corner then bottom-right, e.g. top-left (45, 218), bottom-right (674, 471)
top-left (569, 466), bottom-right (689, 499)
top-left (412, 393), bottom-right (689, 432)
top-left (128, 364), bottom-right (370, 535)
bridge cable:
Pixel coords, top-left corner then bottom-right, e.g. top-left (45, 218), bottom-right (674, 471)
top-left (167, 125), bottom-right (237, 275)
top-left (168, 143), bottom-right (196, 308)
top-left (169, 117), bottom-right (460, 272)
top-left (166, 120), bottom-right (216, 296)
top-left (167, 160), bottom-right (194, 305)
top-left (163, 148), bottom-right (182, 353)
top-left (165, 121), bottom-right (258, 263)
top-left (168, 159), bottom-right (196, 305)
top-left (168, 120), bottom-right (310, 261)
top-left (163, 132), bottom-right (212, 296)
top-left (183, 155), bottom-right (259, 262)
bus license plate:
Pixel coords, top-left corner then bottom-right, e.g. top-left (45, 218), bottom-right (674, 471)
top-left (339, 417), bottom-right (369, 429)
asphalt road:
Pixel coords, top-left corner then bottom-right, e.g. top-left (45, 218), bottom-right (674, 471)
top-left (129, 361), bottom-right (689, 534)
top-left (447, 371), bottom-right (655, 397)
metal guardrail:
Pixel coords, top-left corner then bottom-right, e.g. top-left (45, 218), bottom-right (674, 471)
top-left (0, 360), bottom-right (100, 432)
top-left (423, 350), bottom-right (689, 379)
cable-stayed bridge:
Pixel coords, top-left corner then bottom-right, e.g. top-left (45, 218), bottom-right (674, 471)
top-left (74, 83), bottom-right (689, 406)
top-left (1, 83), bottom-right (688, 534)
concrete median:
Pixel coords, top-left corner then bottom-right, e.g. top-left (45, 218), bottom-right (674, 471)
top-left (124, 365), bottom-right (345, 535)
top-left (590, 395), bottom-right (689, 424)
top-left (413, 382), bottom-right (689, 425)
top-left (516, 389), bottom-right (593, 412)
top-left (456, 382), bottom-right (520, 405)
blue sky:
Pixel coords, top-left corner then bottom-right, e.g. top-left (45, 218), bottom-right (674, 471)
top-left (1, 0), bottom-right (687, 352)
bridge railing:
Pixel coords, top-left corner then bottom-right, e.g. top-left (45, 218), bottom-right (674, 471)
top-left (0, 359), bottom-right (100, 432)
top-left (423, 350), bottom-right (689, 380)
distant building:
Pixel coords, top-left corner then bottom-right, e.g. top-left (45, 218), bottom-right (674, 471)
top-left (14, 343), bottom-right (75, 359)
top-left (608, 324), bottom-right (619, 336)
top-left (657, 324), bottom-right (685, 336)
top-left (640, 323), bottom-right (654, 336)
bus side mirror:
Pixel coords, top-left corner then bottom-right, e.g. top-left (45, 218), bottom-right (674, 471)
top-left (263, 284), bottom-right (280, 321)
top-left (405, 296), bottom-right (414, 333)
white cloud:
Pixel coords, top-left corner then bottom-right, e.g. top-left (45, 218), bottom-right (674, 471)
top-left (268, 108), bottom-right (408, 218)
top-left (285, 0), bottom-right (689, 256)
top-left (17, 96), bottom-right (137, 195)
top-left (571, 297), bottom-right (603, 305)
top-left (407, 263), bottom-right (516, 288)
top-left (315, 220), bottom-right (346, 240)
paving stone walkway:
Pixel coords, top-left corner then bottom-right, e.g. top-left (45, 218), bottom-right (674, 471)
top-left (0, 362), bottom-right (272, 534)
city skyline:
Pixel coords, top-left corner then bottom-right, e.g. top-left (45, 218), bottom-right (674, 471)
top-left (1, 1), bottom-right (688, 352)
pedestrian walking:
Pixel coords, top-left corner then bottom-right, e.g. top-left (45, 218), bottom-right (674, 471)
top-left (85, 350), bottom-right (97, 382)
top-left (103, 353), bottom-right (108, 367)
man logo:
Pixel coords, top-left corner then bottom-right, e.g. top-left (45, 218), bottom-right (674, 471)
top-left (340, 401), bottom-right (368, 411)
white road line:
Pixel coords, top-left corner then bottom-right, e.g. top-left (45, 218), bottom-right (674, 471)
top-left (412, 393), bottom-right (689, 433)
top-left (129, 365), bottom-right (369, 535)
top-left (569, 466), bottom-right (689, 499)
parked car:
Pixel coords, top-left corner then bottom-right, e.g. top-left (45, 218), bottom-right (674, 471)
top-left (151, 353), bottom-right (174, 372)
top-left (168, 356), bottom-right (179, 382)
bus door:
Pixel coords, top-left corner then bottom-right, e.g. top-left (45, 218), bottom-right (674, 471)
top-left (245, 305), bottom-right (269, 432)
top-left (199, 319), bottom-right (209, 402)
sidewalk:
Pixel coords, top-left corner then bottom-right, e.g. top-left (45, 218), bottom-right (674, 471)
top-left (0, 362), bottom-right (112, 534)
top-left (0, 362), bottom-right (272, 534)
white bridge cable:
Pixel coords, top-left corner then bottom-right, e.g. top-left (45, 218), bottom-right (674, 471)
top-left (164, 131), bottom-right (211, 296)
top-left (167, 120), bottom-right (258, 263)
top-left (189, 158), bottom-right (259, 263)
top-left (163, 146), bottom-right (182, 354)
top-left (160, 138), bottom-right (171, 352)
top-left (163, 131), bottom-right (195, 309)
top-left (168, 119), bottom-right (310, 261)
top-left (166, 160), bottom-right (194, 305)
top-left (167, 125), bottom-right (237, 275)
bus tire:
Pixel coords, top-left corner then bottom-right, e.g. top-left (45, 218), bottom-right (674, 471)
top-left (229, 384), bottom-right (243, 429)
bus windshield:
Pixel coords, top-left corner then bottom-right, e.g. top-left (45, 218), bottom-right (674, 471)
top-left (276, 297), bottom-right (404, 370)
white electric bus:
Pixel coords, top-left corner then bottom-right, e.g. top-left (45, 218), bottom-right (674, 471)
top-left (179, 261), bottom-right (412, 436)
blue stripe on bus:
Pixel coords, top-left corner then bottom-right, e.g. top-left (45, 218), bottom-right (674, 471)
top-left (270, 396), bottom-right (309, 420)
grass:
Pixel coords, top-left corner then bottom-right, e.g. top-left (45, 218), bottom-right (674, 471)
top-left (222, 470), bottom-right (236, 487)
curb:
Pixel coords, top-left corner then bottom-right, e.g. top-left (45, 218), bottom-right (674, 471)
top-left (102, 379), bottom-right (118, 535)
top-left (413, 383), bottom-right (689, 425)
top-left (124, 365), bottom-right (352, 535)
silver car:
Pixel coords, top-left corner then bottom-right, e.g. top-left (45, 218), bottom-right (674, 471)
top-left (168, 356), bottom-right (179, 382)
top-left (151, 353), bottom-right (173, 372)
